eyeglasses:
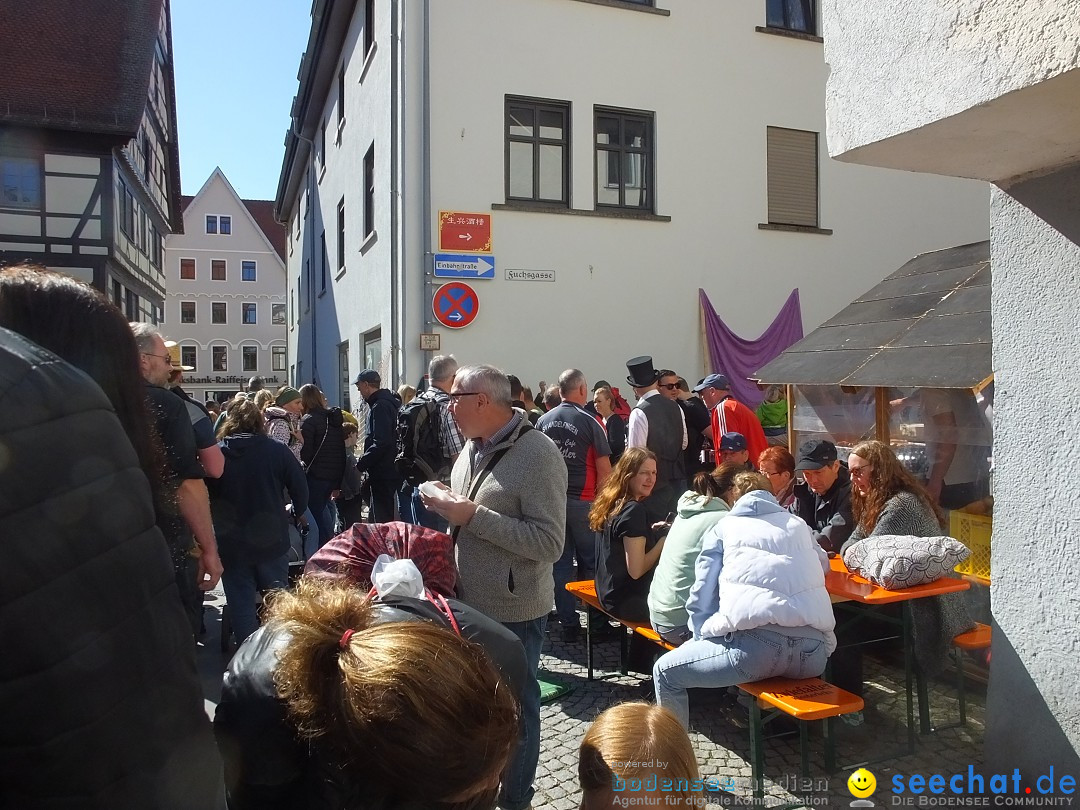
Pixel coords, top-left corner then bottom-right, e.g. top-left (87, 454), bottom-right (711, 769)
top-left (660, 383), bottom-right (679, 390)
top-left (762, 470), bottom-right (784, 479)
top-left (141, 351), bottom-right (171, 362)
top-left (448, 391), bottom-right (481, 405)
top-left (848, 464), bottom-right (873, 479)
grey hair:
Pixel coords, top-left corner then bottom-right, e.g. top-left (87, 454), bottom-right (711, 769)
top-left (455, 364), bottom-right (512, 407)
top-left (129, 322), bottom-right (162, 353)
top-left (428, 354), bottom-right (458, 384)
top-left (543, 385), bottom-right (561, 411)
top-left (558, 368), bottom-right (586, 397)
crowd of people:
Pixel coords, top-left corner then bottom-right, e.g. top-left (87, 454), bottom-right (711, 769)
top-left (0, 263), bottom-right (976, 809)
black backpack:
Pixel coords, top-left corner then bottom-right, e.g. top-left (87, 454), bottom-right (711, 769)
top-left (394, 395), bottom-right (445, 487)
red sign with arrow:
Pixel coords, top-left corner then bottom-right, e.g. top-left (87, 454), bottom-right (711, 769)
top-left (432, 282), bottom-right (479, 329)
top-left (438, 210), bottom-right (492, 253)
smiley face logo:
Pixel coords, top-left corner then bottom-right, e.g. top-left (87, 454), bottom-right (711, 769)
top-left (848, 768), bottom-right (877, 799)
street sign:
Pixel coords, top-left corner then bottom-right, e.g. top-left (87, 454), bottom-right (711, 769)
top-left (432, 282), bottom-right (479, 329)
top-left (506, 268), bottom-right (555, 282)
top-left (438, 211), bottom-right (492, 253)
top-left (434, 253), bottom-right (496, 279)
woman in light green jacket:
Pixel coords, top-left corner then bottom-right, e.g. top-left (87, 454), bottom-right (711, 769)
top-left (647, 462), bottom-right (744, 646)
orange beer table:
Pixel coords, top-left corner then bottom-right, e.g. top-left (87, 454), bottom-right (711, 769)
top-left (825, 556), bottom-right (970, 751)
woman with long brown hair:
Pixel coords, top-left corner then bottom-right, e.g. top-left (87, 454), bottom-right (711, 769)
top-left (214, 575), bottom-right (522, 810)
top-left (843, 439), bottom-right (944, 548)
top-left (589, 448), bottom-right (664, 623)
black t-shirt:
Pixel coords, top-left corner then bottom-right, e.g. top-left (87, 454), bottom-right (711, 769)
top-left (594, 500), bottom-right (656, 624)
top-left (145, 384), bottom-right (203, 562)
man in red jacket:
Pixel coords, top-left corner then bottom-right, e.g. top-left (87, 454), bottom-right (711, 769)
top-left (693, 373), bottom-right (768, 469)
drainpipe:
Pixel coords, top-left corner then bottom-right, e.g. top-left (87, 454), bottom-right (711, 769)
top-left (421, 0), bottom-right (433, 373)
top-left (389, 0), bottom-right (402, 384)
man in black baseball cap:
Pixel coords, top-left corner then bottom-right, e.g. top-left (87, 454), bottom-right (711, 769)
top-left (790, 438), bottom-right (853, 554)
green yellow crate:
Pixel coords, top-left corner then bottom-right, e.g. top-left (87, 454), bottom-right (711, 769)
top-left (949, 510), bottom-right (992, 584)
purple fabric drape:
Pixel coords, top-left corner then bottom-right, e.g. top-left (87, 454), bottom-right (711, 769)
top-left (699, 288), bottom-right (804, 408)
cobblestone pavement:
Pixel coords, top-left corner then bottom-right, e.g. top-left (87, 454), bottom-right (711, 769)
top-left (198, 595), bottom-right (986, 810)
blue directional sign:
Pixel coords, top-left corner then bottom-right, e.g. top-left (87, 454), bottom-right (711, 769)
top-left (434, 253), bottom-right (496, 279)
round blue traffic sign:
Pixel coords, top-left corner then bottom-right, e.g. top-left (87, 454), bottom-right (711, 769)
top-left (432, 282), bottom-right (479, 329)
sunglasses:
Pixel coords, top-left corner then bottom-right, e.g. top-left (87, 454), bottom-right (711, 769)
top-left (660, 383), bottom-right (679, 390)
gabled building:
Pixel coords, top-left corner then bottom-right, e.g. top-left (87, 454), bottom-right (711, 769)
top-left (275, 0), bottom-right (990, 407)
top-left (164, 168), bottom-right (288, 403)
top-left (0, 0), bottom-right (182, 322)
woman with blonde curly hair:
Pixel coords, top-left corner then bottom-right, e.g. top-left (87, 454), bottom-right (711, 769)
top-left (579, 702), bottom-right (701, 809)
top-left (214, 575), bottom-right (523, 810)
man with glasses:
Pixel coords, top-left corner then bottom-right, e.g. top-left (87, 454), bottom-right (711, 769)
top-left (790, 438), bottom-right (854, 554)
top-left (422, 364), bottom-right (566, 810)
top-left (626, 356), bottom-right (687, 521)
top-left (131, 323), bottom-right (223, 635)
top-left (659, 369), bottom-right (712, 480)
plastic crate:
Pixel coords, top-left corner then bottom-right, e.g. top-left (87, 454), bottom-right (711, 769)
top-left (949, 510), bottom-right (992, 583)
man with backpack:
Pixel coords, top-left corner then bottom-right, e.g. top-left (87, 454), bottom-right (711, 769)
top-left (354, 369), bottom-right (402, 523)
top-left (395, 355), bottom-right (464, 532)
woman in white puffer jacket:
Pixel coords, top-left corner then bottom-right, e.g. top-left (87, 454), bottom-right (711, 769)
top-left (652, 472), bottom-right (836, 729)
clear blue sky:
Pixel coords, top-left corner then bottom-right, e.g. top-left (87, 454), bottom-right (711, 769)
top-left (172, 0), bottom-right (311, 201)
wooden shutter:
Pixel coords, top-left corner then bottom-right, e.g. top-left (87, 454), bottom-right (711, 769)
top-left (767, 127), bottom-right (818, 227)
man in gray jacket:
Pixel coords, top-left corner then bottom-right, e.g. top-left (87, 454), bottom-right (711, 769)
top-left (422, 364), bottom-right (567, 810)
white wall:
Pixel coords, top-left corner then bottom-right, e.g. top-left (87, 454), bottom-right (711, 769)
top-left (398, 0), bottom-right (988, 390)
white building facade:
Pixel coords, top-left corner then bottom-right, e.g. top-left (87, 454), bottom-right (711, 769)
top-left (821, 0), bottom-right (1080, 782)
top-left (165, 168), bottom-right (288, 403)
top-left (275, 0), bottom-right (990, 408)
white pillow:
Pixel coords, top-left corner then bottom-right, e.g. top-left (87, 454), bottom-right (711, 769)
top-left (842, 535), bottom-right (970, 590)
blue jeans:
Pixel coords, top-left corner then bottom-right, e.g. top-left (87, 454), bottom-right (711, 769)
top-left (306, 477), bottom-right (337, 547)
top-left (653, 627), bottom-right (829, 729)
top-left (553, 499), bottom-right (597, 628)
top-left (221, 555), bottom-right (290, 644)
top-left (398, 486), bottom-right (449, 533)
top-left (499, 616), bottom-right (546, 810)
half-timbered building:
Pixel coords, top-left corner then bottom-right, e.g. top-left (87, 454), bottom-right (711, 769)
top-left (0, 0), bottom-right (182, 322)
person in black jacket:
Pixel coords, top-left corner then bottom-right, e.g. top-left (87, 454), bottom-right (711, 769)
top-left (353, 369), bottom-right (402, 522)
top-left (0, 310), bottom-right (222, 804)
top-left (214, 576), bottom-right (523, 810)
top-left (209, 399), bottom-right (309, 643)
top-left (299, 383), bottom-right (346, 547)
top-left (789, 438), bottom-right (854, 554)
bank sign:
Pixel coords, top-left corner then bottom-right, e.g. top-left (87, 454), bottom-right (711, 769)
top-left (185, 375), bottom-right (282, 386)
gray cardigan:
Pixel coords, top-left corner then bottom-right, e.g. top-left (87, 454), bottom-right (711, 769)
top-left (451, 412), bottom-right (568, 623)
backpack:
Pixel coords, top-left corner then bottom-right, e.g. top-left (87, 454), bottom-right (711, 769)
top-left (394, 394), bottom-right (445, 487)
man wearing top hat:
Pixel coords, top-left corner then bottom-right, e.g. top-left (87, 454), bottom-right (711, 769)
top-left (692, 373), bottom-right (768, 469)
top-left (625, 355), bottom-right (687, 520)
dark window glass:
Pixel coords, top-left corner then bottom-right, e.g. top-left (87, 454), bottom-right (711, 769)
top-left (364, 144), bottom-right (375, 237)
top-left (594, 107), bottom-right (654, 211)
top-left (180, 258), bottom-right (195, 279)
top-left (273, 346), bottom-right (287, 372)
top-left (181, 346), bottom-right (197, 371)
top-left (364, 0), bottom-right (375, 55)
top-left (1, 157), bottom-right (41, 209)
top-left (242, 260), bottom-right (256, 281)
top-left (242, 346), bottom-right (258, 372)
top-left (220, 216), bottom-right (231, 234)
top-left (212, 259), bottom-right (226, 281)
top-left (242, 303), bottom-right (257, 324)
top-left (337, 198), bottom-right (346, 269)
top-left (213, 346), bottom-right (227, 371)
top-left (206, 215), bottom-right (217, 234)
top-left (766, 0), bottom-right (815, 33)
top-left (180, 301), bottom-right (196, 323)
top-left (212, 302), bottom-right (227, 324)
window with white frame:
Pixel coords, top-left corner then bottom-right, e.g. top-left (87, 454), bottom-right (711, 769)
top-left (220, 215), bottom-right (231, 234)
top-left (242, 260), bottom-right (256, 281)
top-left (272, 303), bottom-right (286, 325)
top-left (180, 258), bottom-right (195, 280)
top-left (181, 345), bottom-right (197, 371)
top-left (212, 302), bottom-right (227, 324)
top-left (242, 303), bottom-right (257, 324)
top-left (212, 345), bottom-right (227, 371)
top-left (242, 346), bottom-right (258, 372)
top-left (272, 345), bottom-right (287, 371)
top-left (180, 301), bottom-right (196, 323)
top-left (206, 215), bottom-right (217, 234)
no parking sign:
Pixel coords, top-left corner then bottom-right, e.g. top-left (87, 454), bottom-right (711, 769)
top-left (432, 282), bottom-right (479, 329)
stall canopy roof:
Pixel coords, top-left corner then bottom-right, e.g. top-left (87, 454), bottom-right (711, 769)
top-left (755, 241), bottom-right (991, 389)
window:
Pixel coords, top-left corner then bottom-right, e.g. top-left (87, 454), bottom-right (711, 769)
top-left (112, 280), bottom-right (122, 308)
top-left (338, 342), bottom-right (351, 413)
top-left (337, 198), bottom-right (346, 269)
top-left (320, 119), bottom-right (327, 166)
top-left (273, 345), bottom-right (287, 372)
top-left (212, 346), bottom-right (227, 371)
top-left (220, 215), bottom-right (231, 234)
top-left (1, 156), bottom-right (40, 209)
top-left (505, 97), bottom-right (569, 206)
top-left (363, 328), bottom-right (381, 373)
top-left (242, 303), bottom-right (257, 324)
top-left (125, 289), bottom-right (138, 322)
top-left (321, 231), bottom-right (328, 291)
top-left (180, 258), bottom-right (195, 280)
top-left (206, 215), bottom-right (217, 234)
top-left (242, 346), bottom-right (258, 372)
top-left (766, 126), bottom-right (819, 227)
top-left (338, 65), bottom-right (346, 126)
top-left (364, 0), bottom-right (375, 57)
top-left (118, 181), bottom-right (135, 237)
top-left (212, 302), bottom-right (227, 324)
top-left (272, 303), bottom-right (286, 325)
top-left (242, 260), bottom-right (257, 281)
top-left (181, 346), bottom-right (197, 371)
top-left (150, 227), bottom-right (162, 268)
top-left (180, 301), bottom-right (196, 323)
top-left (212, 259), bottom-right (226, 281)
top-left (766, 0), bottom-right (815, 34)
top-left (594, 107), bottom-right (654, 211)
top-left (364, 144), bottom-right (375, 237)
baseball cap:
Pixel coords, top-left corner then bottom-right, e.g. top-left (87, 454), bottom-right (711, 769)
top-left (794, 439), bottom-right (838, 471)
top-left (719, 432), bottom-right (746, 451)
top-left (692, 373), bottom-right (730, 393)
top-left (354, 369), bottom-right (380, 385)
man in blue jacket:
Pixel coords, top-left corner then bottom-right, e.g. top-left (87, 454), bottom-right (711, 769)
top-left (354, 369), bottom-right (402, 522)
